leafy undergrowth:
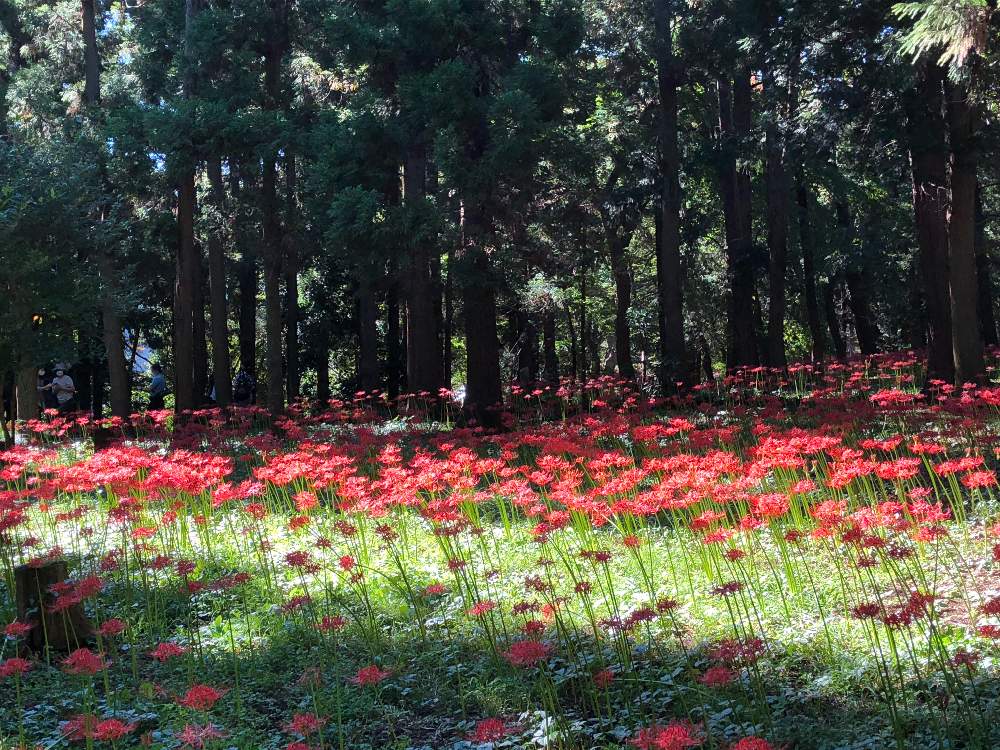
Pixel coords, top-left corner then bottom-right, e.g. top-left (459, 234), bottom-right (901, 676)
top-left (5, 359), bottom-right (1000, 748)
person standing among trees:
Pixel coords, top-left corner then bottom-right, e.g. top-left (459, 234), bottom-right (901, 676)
top-left (42, 367), bottom-right (76, 413)
top-left (232, 369), bottom-right (256, 407)
top-left (148, 364), bottom-right (168, 410)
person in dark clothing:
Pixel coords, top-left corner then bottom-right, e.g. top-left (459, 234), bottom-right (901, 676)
top-left (232, 369), bottom-right (256, 407)
top-left (148, 364), bottom-right (168, 410)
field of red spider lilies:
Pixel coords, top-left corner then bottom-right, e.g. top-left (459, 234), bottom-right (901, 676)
top-left (6, 355), bottom-right (1000, 749)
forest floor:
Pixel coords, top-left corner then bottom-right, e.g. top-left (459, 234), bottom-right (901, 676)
top-left (4, 358), bottom-right (1000, 749)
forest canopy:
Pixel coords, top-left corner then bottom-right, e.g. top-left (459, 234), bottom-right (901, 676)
top-left (1, 0), bottom-right (998, 424)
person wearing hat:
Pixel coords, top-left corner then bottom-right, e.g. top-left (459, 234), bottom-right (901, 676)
top-left (42, 367), bottom-right (77, 413)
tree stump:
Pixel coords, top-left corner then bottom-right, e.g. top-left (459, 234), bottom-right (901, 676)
top-left (14, 561), bottom-right (94, 652)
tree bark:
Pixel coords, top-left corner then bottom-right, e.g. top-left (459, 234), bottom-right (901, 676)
top-left (15, 366), bottom-right (37, 424)
top-left (387, 274), bottom-right (401, 399)
top-left (174, 171), bottom-right (197, 412)
top-left (81, 0), bottom-right (100, 106)
top-left (652, 0), bottom-right (686, 389)
top-left (260, 0), bottom-right (289, 414)
top-left (906, 63), bottom-right (953, 382)
top-left (542, 306), bottom-right (558, 383)
top-left (718, 72), bottom-right (758, 368)
top-left (357, 277), bottom-right (380, 392)
top-left (192, 245), bottom-right (208, 403)
top-left (976, 183), bottom-right (998, 347)
top-left (403, 144), bottom-right (444, 393)
top-left (764, 116), bottom-right (788, 368)
top-left (206, 157), bottom-right (233, 405)
top-left (82, 0), bottom-right (129, 417)
top-left (316, 335), bottom-right (330, 407)
top-left (947, 81), bottom-right (985, 382)
top-left (824, 279), bottom-right (847, 359)
top-left (835, 201), bottom-right (879, 355)
top-left (460, 198), bottom-right (502, 425)
top-left (796, 176), bottom-right (824, 363)
top-left (444, 242), bottom-right (454, 389)
top-left (284, 152), bottom-right (300, 402)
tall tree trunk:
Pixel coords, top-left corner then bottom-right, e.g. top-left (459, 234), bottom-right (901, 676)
top-left (387, 275), bottom-right (401, 399)
top-left (542, 306), bottom-right (558, 383)
top-left (82, 0), bottom-right (129, 417)
top-left (460, 198), bottom-right (502, 425)
top-left (192, 246), bottom-right (208, 403)
top-left (357, 277), bottom-right (380, 392)
top-left (403, 144), bottom-right (444, 393)
top-left (444, 242), bottom-right (454, 389)
top-left (652, 0), bottom-right (686, 389)
top-left (260, 0), bottom-right (289, 414)
top-left (316, 332), bottom-right (330, 406)
top-left (174, 171), bottom-right (197, 412)
top-left (261, 159), bottom-right (284, 413)
top-left (173, 0), bottom-right (201, 413)
top-left (835, 201), bottom-right (879, 355)
top-left (579, 262), bottom-right (588, 380)
top-left (81, 0), bottom-right (100, 106)
top-left (232, 167), bottom-right (258, 378)
top-left (516, 310), bottom-right (538, 384)
top-left (206, 157), bottom-right (232, 405)
top-left (906, 63), bottom-right (953, 382)
top-left (947, 81), bottom-right (985, 381)
top-left (564, 298), bottom-right (578, 381)
top-left (976, 183), bottom-right (998, 346)
top-left (284, 152), bottom-right (300, 402)
top-left (608, 229), bottom-right (636, 379)
top-left (718, 72), bottom-right (758, 368)
top-left (824, 279), bottom-right (847, 359)
top-left (99, 255), bottom-right (130, 417)
top-left (765, 116), bottom-right (788, 368)
top-left (796, 176), bottom-right (824, 363)
top-left (15, 366), bottom-right (37, 425)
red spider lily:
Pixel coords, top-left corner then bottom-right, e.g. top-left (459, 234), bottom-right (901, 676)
top-left (4, 620), bottom-right (32, 638)
top-left (98, 618), bottom-right (126, 637)
top-left (593, 668), bottom-right (615, 689)
top-left (284, 712), bottom-right (326, 736)
top-left (630, 721), bottom-right (703, 749)
top-left (470, 717), bottom-right (512, 742)
top-left (730, 738), bottom-right (777, 750)
top-left (503, 639), bottom-right (551, 667)
top-left (92, 718), bottom-right (138, 742)
top-left (468, 600), bottom-right (497, 617)
top-left (178, 684), bottom-right (228, 711)
top-left (62, 648), bottom-right (109, 675)
top-left (61, 714), bottom-right (99, 741)
top-left (149, 642), bottom-right (188, 662)
top-left (0, 657), bottom-right (32, 678)
top-left (698, 665), bottom-right (735, 687)
top-left (350, 664), bottom-right (390, 685)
